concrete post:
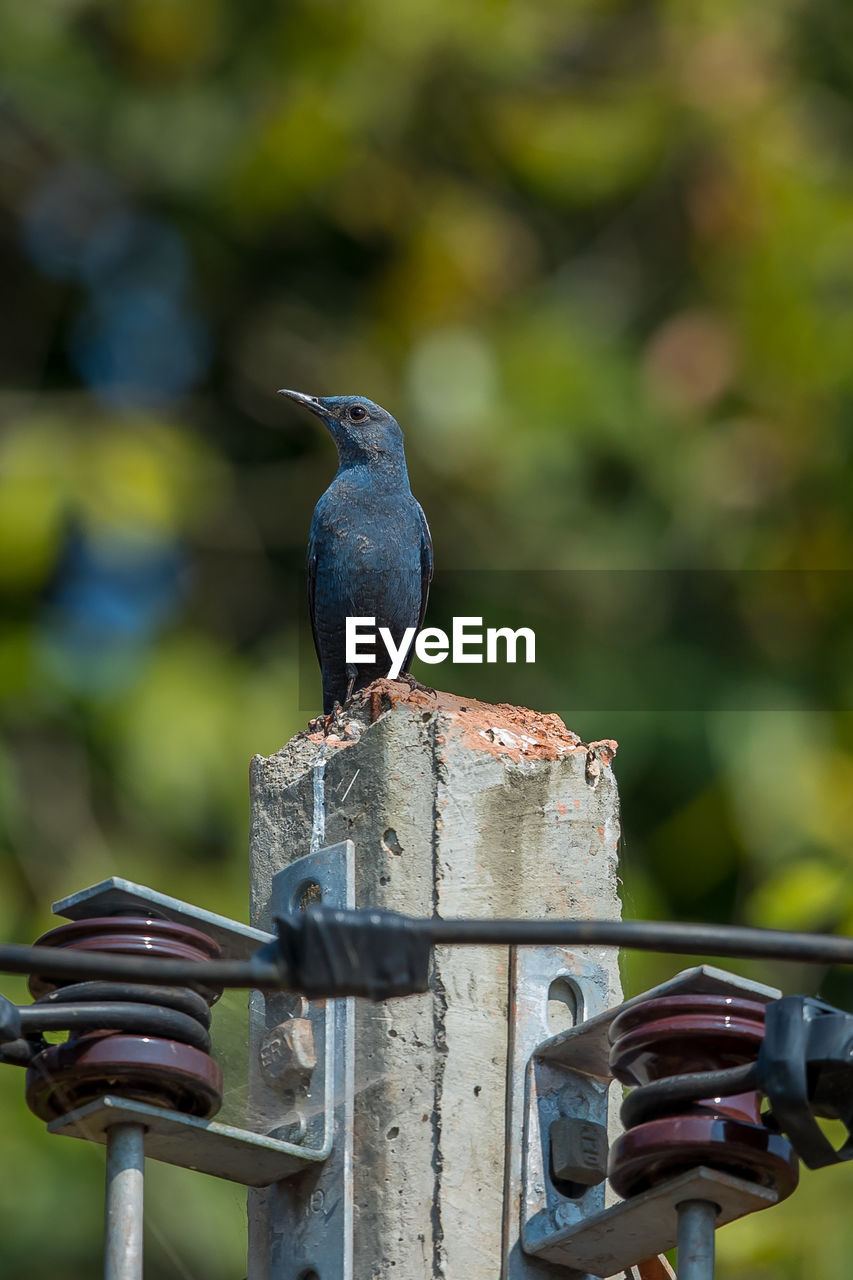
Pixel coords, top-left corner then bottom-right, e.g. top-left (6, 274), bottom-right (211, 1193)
top-left (248, 680), bottom-right (621, 1279)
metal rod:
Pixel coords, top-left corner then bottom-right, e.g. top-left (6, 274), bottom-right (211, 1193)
top-left (676, 1199), bottom-right (717, 1280)
top-left (104, 1123), bottom-right (145, 1280)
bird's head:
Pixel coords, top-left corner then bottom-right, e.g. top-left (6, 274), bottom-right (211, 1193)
top-left (277, 390), bottom-right (404, 467)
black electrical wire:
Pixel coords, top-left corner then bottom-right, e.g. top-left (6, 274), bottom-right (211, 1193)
top-left (18, 1003), bottom-right (211, 1051)
top-left (619, 1063), bottom-right (759, 1130)
top-left (426, 917), bottom-right (853, 964)
top-left (0, 1039), bottom-right (38, 1066)
top-left (38, 981), bottom-right (212, 1028)
top-left (2, 915), bottom-right (853, 993)
top-left (0, 944), bottom-right (280, 989)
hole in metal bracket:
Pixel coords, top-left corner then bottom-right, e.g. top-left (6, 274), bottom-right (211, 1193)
top-left (549, 1156), bottom-right (593, 1202)
top-left (548, 977), bottom-right (579, 1034)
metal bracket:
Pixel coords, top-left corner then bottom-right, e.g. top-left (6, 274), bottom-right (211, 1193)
top-left (510, 962), bottom-right (782, 1278)
top-left (256, 842), bottom-right (356, 1280)
top-left (45, 848), bottom-right (354, 1189)
top-left (504, 945), bottom-right (615, 1278)
top-left (244, 844), bottom-right (353, 1274)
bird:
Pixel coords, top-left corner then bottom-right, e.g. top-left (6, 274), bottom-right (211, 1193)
top-left (278, 390), bottom-right (433, 714)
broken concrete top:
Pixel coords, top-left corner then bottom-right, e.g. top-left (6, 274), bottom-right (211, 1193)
top-left (270, 678), bottom-right (617, 772)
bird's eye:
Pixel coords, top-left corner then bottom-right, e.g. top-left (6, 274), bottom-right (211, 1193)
top-left (349, 404), bottom-right (367, 420)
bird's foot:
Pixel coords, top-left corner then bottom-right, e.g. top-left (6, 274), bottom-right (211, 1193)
top-left (396, 672), bottom-right (437, 699)
top-left (308, 702), bottom-right (348, 738)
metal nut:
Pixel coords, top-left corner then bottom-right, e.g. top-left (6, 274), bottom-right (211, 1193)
top-left (550, 1116), bottom-right (608, 1188)
top-left (271, 1109), bottom-right (308, 1145)
top-left (259, 1016), bottom-right (317, 1089)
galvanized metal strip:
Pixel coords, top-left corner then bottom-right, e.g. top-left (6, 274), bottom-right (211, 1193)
top-left (52, 877), bottom-right (272, 959)
top-left (528, 1167), bottom-right (778, 1275)
top-left (262, 841), bottom-right (356, 1280)
top-left (49, 1095), bottom-right (323, 1186)
top-left (536, 966), bottom-right (780, 1077)
top-left (504, 945), bottom-right (614, 1278)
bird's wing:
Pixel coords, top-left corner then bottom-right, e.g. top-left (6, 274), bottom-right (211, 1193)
top-left (306, 518), bottom-right (322, 664)
top-left (416, 499), bottom-right (434, 632)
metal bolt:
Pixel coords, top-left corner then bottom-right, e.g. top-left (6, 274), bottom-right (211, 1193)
top-left (104, 1123), bottom-right (145, 1280)
top-left (676, 1199), bottom-right (717, 1280)
top-left (550, 1116), bottom-right (608, 1188)
top-left (271, 1110), bottom-right (308, 1145)
top-left (259, 1012), bottom-right (317, 1090)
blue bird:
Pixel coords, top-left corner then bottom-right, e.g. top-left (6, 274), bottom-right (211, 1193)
top-left (278, 390), bottom-right (434, 714)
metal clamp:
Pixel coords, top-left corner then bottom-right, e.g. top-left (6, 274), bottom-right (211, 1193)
top-left (508, 960), bottom-right (784, 1278)
top-left (45, 842), bottom-right (354, 1189)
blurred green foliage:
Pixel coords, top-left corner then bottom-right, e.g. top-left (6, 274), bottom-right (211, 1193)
top-left (2, 0), bottom-right (853, 1274)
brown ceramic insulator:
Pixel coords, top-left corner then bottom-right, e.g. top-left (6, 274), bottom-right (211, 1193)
top-left (27, 915), bottom-right (223, 1002)
top-left (24, 915), bottom-right (224, 1123)
top-left (607, 993), bottom-right (800, 1201)
top-left (25, 1031), bottom-right (223, 1121)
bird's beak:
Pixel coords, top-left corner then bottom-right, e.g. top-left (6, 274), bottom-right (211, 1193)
top-left (277, 389), bottom-right (330, 420)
